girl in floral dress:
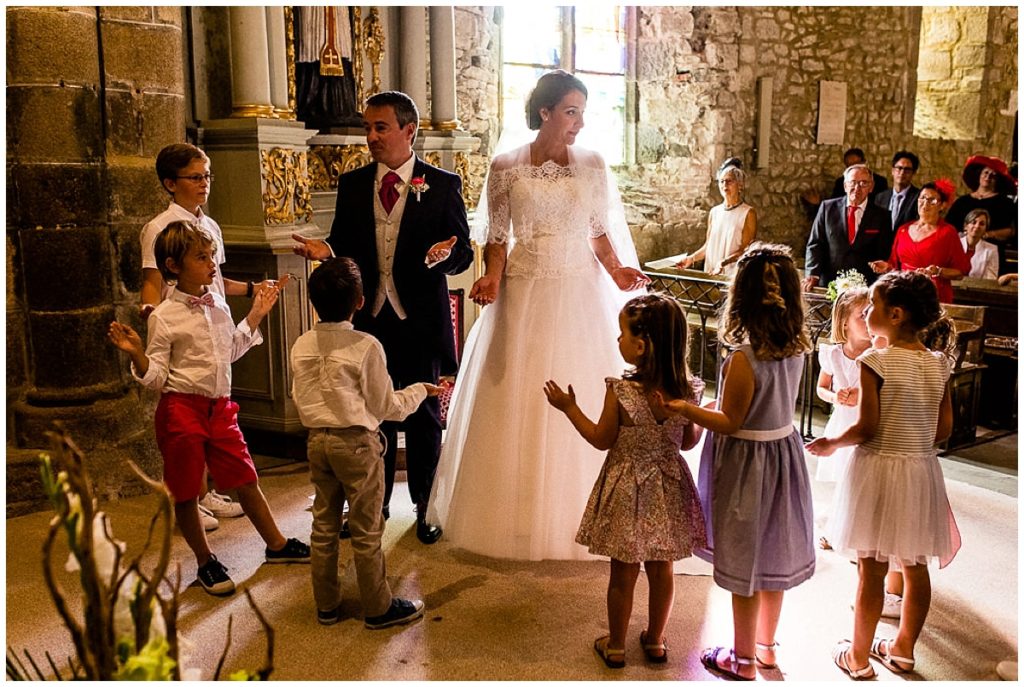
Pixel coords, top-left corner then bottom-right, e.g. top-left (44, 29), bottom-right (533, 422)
top-left (544, 294), bottom-right (706, 669)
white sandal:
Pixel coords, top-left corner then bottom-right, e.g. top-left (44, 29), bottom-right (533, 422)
top-left (869, 637), bottom-right (915, 673)
top-left (833, 640), bottom-right (876, 680)
top-left (755, 641), bottom-right (779, 668)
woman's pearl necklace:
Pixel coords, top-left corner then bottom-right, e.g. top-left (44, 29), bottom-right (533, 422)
top-left (724, 201), bottom-right (744, 211)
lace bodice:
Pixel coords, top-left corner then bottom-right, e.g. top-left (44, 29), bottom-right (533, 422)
top-left (481, 146), bottom-right (613, 278)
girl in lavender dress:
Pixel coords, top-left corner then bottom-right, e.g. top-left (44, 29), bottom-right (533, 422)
top-left (664, 243), bottom-right (815, 680)
top-left (544, 294), bottom-right (706, 669)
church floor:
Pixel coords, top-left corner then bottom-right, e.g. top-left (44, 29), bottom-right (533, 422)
top-left (5, 433), bottom-right (1017, 681)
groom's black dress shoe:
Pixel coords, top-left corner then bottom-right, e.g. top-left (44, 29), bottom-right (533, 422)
top-left (416, 518), bottom-right (442, 544)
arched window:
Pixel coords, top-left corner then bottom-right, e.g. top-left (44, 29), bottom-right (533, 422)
top-left (500, 6), bottom-right (628, 164)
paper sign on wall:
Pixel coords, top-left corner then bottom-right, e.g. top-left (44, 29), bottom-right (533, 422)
top-left (817, 81), bottom-right (847, 145)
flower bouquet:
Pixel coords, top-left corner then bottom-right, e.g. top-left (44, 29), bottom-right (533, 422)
top-left (825, 269), bottom-right (868, 302)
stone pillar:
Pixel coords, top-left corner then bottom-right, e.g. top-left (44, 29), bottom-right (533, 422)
top-left (6, 6), bottom-right (179, 513)
top-left (399, 6), bottom-right (430, 128)
top-left (265, 6), bottom-right (290, 117)
top-left (429, 6), bottom-right (459, 130)
top-left (228, 7), bottom-right (274, 117)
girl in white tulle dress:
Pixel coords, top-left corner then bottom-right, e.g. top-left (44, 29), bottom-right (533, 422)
top-left (544, 295), bottom-right (706, 668)
top-left (813, 287), bottom-right (870, 549)
top-left (807, 271), bottom-right (961, 680)
top-left (427, 71), bottom-right (649, 561)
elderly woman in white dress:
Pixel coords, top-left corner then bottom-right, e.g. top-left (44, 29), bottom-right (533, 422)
top-left (675, 159), bottom-right (757, 277)
top-left (960, 209), bottom-right (999, 280)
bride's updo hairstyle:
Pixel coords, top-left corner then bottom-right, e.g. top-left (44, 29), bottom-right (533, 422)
top-left (525, 70), bottom-right (588, 130)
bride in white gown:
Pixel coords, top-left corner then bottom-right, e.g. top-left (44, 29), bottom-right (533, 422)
top-left (427, 71), bottom-right (649, 560)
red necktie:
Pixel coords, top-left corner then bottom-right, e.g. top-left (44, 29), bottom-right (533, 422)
top-left (379, 171), bottom-right (401, 215)
top-left (847, 204), bottom-right (858, 244)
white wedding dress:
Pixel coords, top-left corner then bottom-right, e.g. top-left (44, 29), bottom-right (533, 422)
top-left (427, 144), bottom-right (641, 561)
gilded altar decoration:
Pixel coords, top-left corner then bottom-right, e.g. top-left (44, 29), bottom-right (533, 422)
top-left (308, 144), bottom-right (371, 191)
top-left (284, 6), bottom-right (297, 118)
top-left (424, 151), bottom-right (442, 168)
top-left (364, 8), bottom-right (385, 97)
top-left (261, 148), bottom-right (313, 225)
top-left (352, 7), bottom-right (364, 107)
top-left (453, 151), bottom-right (477, 208)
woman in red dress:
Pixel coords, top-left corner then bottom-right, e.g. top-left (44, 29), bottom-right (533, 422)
top-left (869, 180), bottom-right (972, 303)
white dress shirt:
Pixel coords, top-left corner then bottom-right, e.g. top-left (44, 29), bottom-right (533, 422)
top-left (372, 154), bottom-right (417, 318)
top-left (290, 321), bottom-right (427, 431)
top-left (133, 287), bottom-right (262, 397)
top-left (961, 236), bottom-right (999, 280)
top-left (140, 202), bottom-right (227, 300)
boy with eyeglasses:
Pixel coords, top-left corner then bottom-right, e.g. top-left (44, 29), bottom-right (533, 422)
top-left (140, 143), bottom-right (277, 529)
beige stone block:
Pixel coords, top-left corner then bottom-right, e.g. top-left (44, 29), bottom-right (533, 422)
top-left (952, 44), bottom-right (987, 70)
top-left (962, 8), bottom-right (990, 43)
top-left (924, 10), bottom-right (960, 44)
top-left (7, 85), bottom-right (102, 162)
top-left (917, 51), bottom-right (951, 81)
top-left (101, 21), bottom-right (184, 93)
top-left (6, 7), bottom-right (100, 86)
top-left (99, 6), bottom-right (153, 22)
top-left (755, 18), bottom-right (780, 40)
top-left (154, 6), bottom-right (184, 26)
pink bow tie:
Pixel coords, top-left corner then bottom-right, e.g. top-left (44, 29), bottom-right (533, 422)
top-left (187, 293), bottom-right (215, 309)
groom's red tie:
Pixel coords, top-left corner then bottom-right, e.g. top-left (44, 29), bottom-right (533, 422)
top-left (379, 171), bottom-right (401, 214)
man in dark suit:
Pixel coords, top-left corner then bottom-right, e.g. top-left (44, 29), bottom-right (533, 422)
top-left (873, 150), bottom-right (921, 232)
top-left (803, 164), bottom-right (893, 290)
top-left (293, 91), bottom-right (473, 544)
top-left (801, 147), bottom-right (889, 220)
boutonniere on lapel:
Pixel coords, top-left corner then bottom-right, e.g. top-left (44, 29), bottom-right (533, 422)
top-left (409, 176), bottom-right (430, 202)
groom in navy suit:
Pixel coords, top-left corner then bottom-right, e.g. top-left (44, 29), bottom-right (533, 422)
top-left (803, 164), bottom-right (893, 290)
top-left (293, 91), bottom-right (473, 544)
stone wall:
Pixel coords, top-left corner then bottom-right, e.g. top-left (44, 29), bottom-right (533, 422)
top-left (454, 5), bottom-right (500, 210)
top-left (453, 6), bottom-right (1017, 264)
top-left (6, 6), bottom-right (185, 514)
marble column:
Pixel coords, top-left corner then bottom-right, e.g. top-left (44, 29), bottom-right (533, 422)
top-left (429, 6), bottom-right (459, 130)
top-left (265, 6), bottom-right (290, 117)
top-left (399, 6), bottom-right (430, 128)
top-left (229, 7), bottom-right (274, 117)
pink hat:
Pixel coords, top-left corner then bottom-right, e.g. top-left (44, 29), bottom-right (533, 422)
top-left (962, 155), bottom-right (1016, 194)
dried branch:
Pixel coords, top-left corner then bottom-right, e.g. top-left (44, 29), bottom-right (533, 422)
top-left (245, 589), bottom-right (278, 683)
top-left (212, 614), bottom-right (234, 681)
top-left (43, 651), bottom-right (62, 681)
top-left (41, 519), bottom-right (91, 678)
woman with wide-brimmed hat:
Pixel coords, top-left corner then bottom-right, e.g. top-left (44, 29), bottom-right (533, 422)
top-left (945, 155), bottom-right (1017, 274)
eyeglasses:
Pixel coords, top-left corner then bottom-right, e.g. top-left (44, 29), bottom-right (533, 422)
top-left (176, 173), bottom-right (214, 183)
top-left (893, 165), bottom-right (915, 172)
top-left (846, 180), bottom-right (872, 188)
top-left (918, 196), bottom-right (942, 205)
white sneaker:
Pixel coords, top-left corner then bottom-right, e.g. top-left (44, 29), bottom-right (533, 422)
top-left (198, 504), bottom-right (220, 532)
top-left (199, 490), bottom-right (244, 518)
top-left (881, 593), bottom-right (903, 619)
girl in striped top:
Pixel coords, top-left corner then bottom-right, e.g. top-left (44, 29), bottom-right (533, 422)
top-left (807, 270), bottom-right (958, 680)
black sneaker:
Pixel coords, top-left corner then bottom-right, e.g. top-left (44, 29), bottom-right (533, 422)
top-left (317, 606), bottom-right (341, 626)
top-left (364, 598), bottom-right (425, 630)
top-left (265, 537), bottom-right (311, 563)
top-left (197, 555), bottom-right (235, 596)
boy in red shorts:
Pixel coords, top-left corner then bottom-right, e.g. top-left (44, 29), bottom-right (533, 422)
top-left (109, 221), bottom-right (309, 595)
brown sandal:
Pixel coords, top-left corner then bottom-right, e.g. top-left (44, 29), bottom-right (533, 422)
top-left (593, 635), bottom-right (625, 669)
top-left (639, 630), bottom-right (667, 663)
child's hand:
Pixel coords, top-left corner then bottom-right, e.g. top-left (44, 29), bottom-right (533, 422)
top-left (422, 383), bottom-right (445, 397)
top-left (107, 321), bottom-right (143, 355)
top-left (836, 386), bottom-right (859, 406)
top-left (543, 380), bottom-right (576, 412)
top-left (250, 284), bottom-right (280, 316)
top-left (652, 389), bottom-right (689, 416)
top-left (805, 437), bottom-right (836, 456)
top-left (253, 274), bottom-right (292, 298)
